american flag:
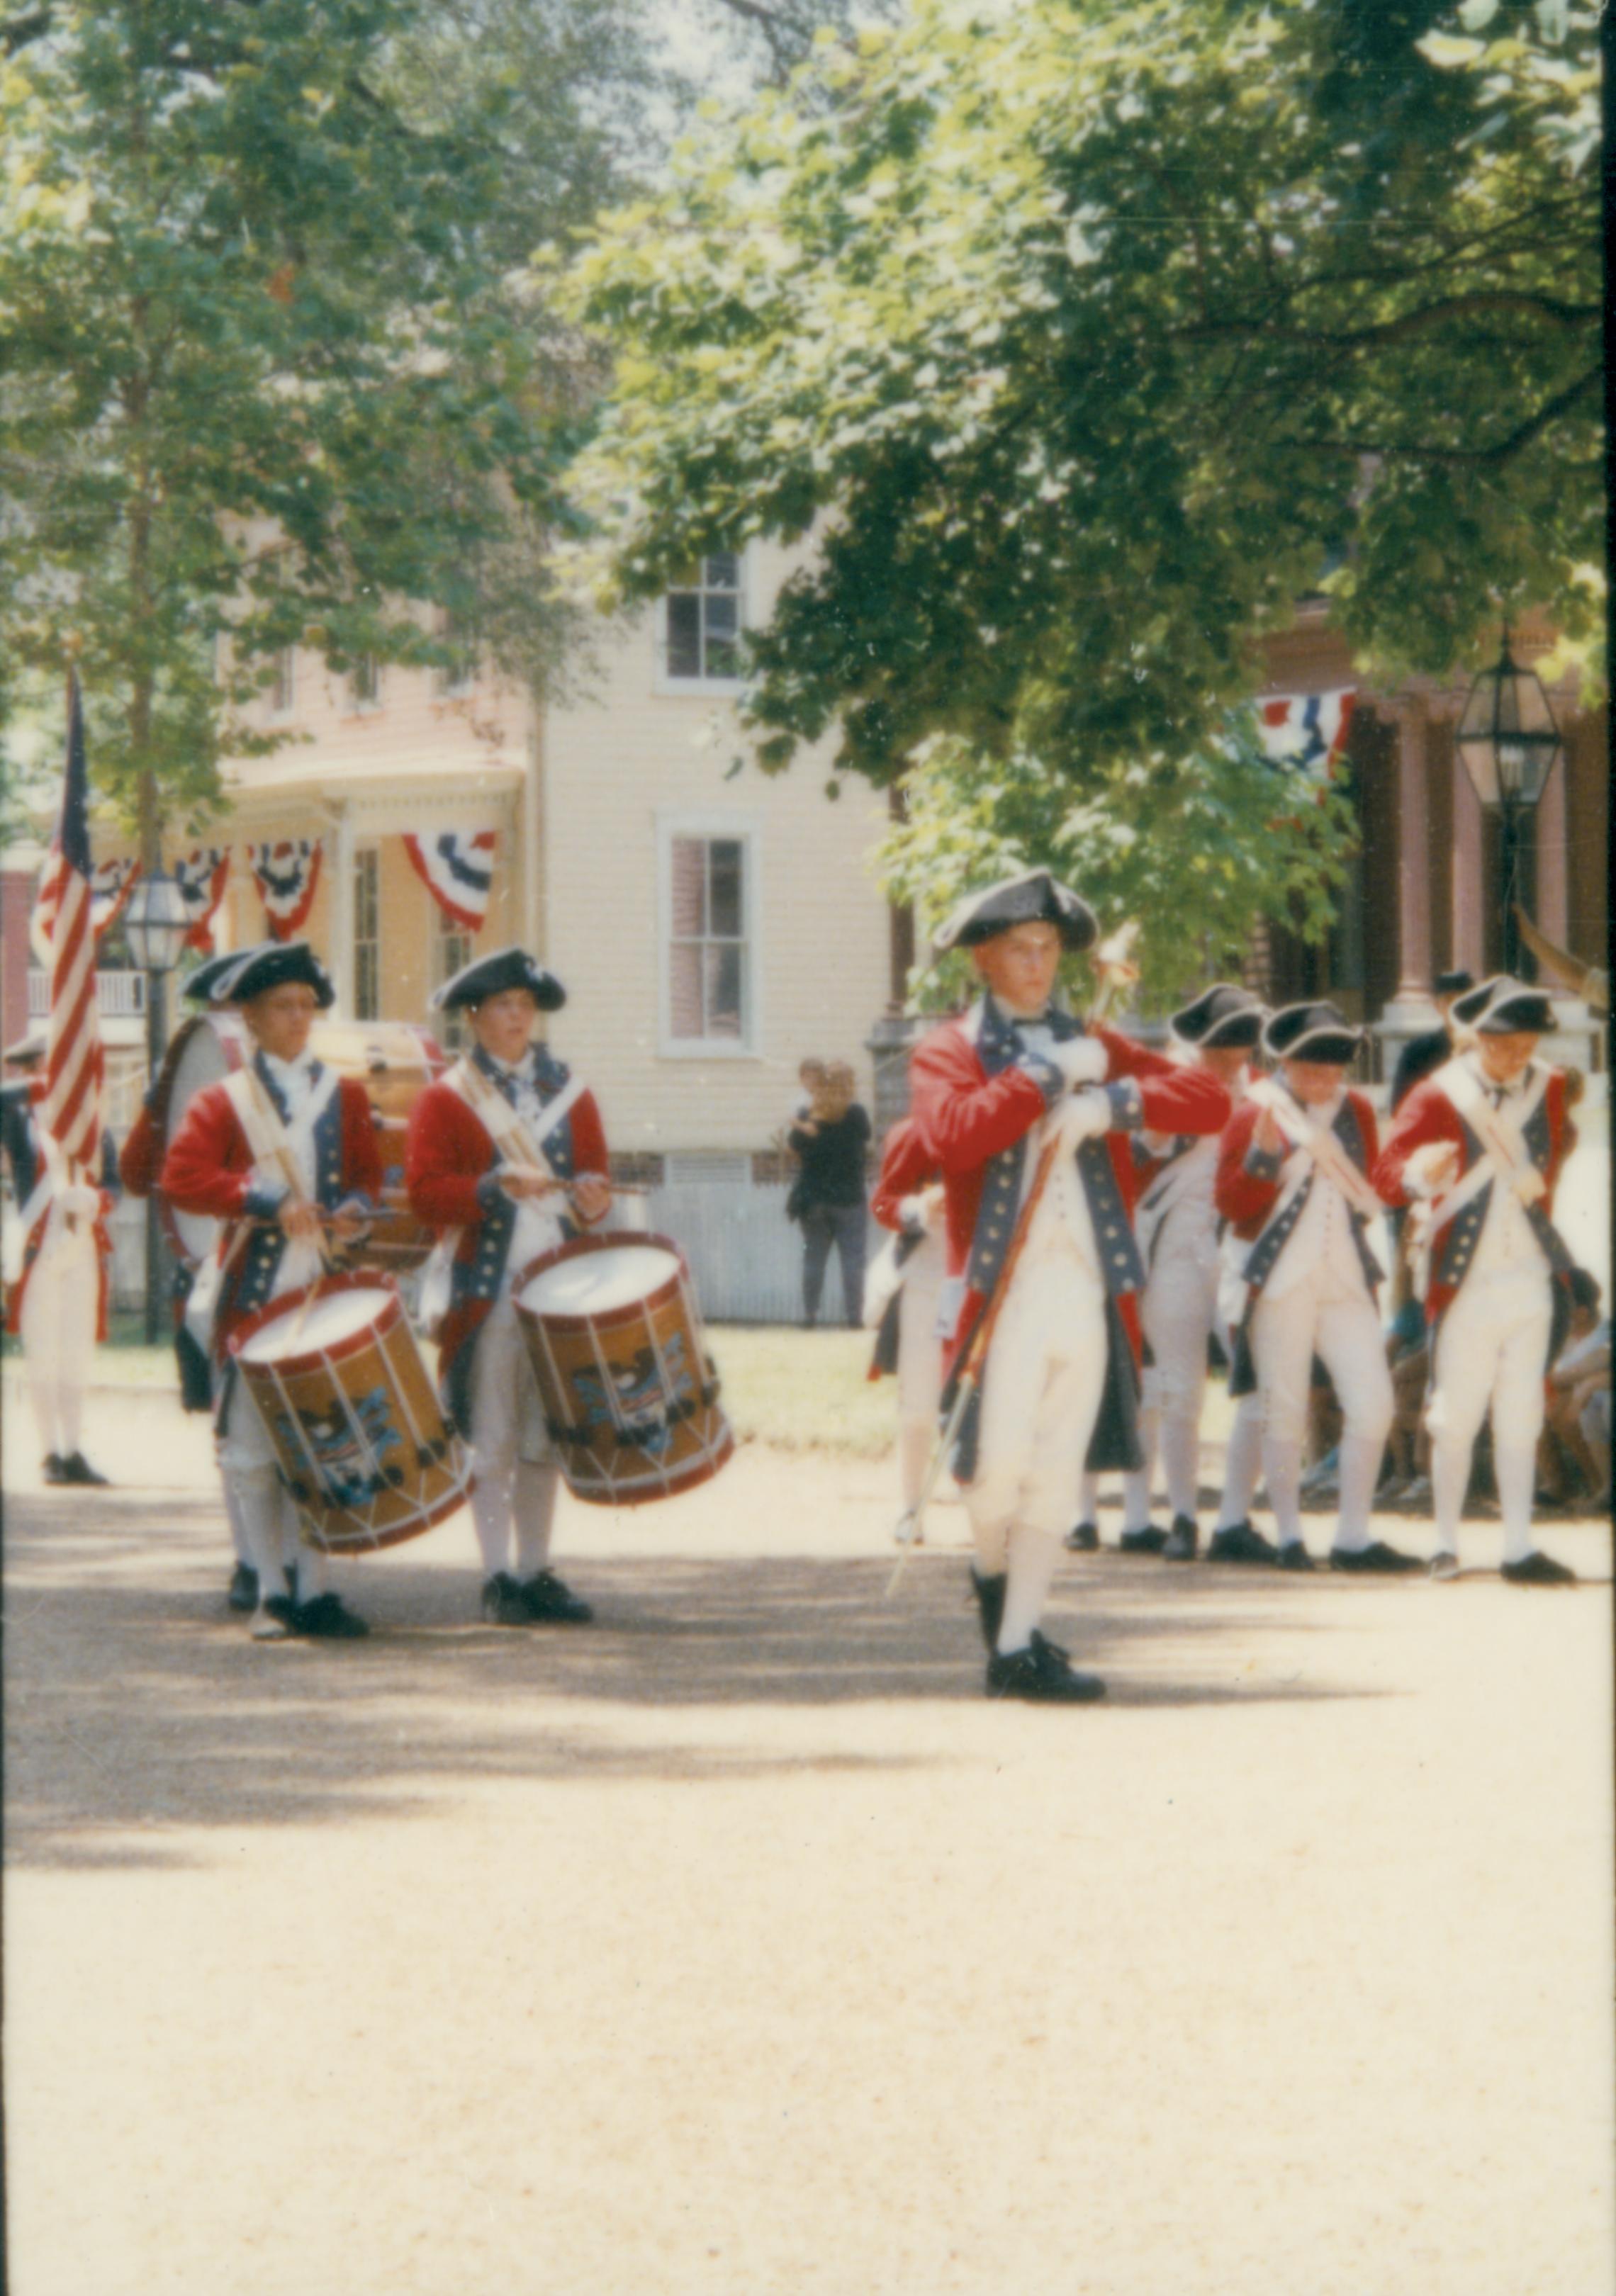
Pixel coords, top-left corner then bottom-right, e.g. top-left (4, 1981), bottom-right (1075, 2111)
top-left (35, 676), bottom-right (105, 1176)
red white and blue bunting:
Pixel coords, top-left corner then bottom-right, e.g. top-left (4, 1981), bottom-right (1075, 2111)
top-left (247, 838), bottom-right (322, 941)
top-left (1256, 689), bottom-right (1356, 784)
top-left (174, 845), bottom-right (232, 952)
top-left (30, 855), bottom-right (140, 966)
top-left (403, 828), bottom-right (497, 934)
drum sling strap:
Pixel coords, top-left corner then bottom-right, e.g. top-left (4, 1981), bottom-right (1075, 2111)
top-left (189, 1064), bottom-right (337, 1360)
top-left (416, 1059), bottom-right (588, 1335)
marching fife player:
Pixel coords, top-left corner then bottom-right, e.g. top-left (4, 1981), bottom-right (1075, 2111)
top-left (1374, 976), bottom-right (1580, 1585)
top-left (405, 948), bottom-right (611, 1626)
top-left (2, 1030), bottom-right (113, 1487)
top-left (161, 942), bottom-right (381, 1640)
top-left (1216, 1001), bottom-right (1413, 1574)
top-left (1070, 984), bottom-right (1266, 1561)
top-left (867, 1113), bottom-right (948, 1541)
top-left (909, 871), bottom-right (1231, 1702)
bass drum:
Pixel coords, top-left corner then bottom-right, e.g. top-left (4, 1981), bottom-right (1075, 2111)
top-left (152, 1010), bottom-right (447, 1271)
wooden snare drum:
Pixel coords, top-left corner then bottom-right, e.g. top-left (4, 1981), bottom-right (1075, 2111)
top-left (232, 1275), bottom-right (471, 1553)
top-left (154, 1011), bottom-right (445, 1271)
top-left (515, 1232), bottom-right (734, 1506)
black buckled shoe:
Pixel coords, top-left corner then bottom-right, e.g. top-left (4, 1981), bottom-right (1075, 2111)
top-left (1161, 1514), bottom-right (1199, 1563)
top-left (1329, 1540), bottom-right (1422, 1575)
top-left (227, 1563), bottom-right (260, 1614)
top-left (60, 1451), bottom-right (109, 1487)
top-left (252, 1594), bottom-right (298, 1641)
top-left (970, 1569), bottom-right (1007, 1652)
top-left (291, 1592), bottom-right (370, 1638)
top-left (1064, 1521), bottom-right (1099, 1553)
top-left (482, 1572), bottom-right (534, 1626)
top-left (986, 1632), bottom-right (1106, 1704)
top-left (1206, 1522), bottom-right (1278, 1565)
top-left (43, 1453), bottom-right (69, 1485)
top-left (1275, 1541), bottom-right (1315, 1572)
top-left (520, 1569), bottom-right (593, 1624)
top-left (1118, 1525), bottom-right (1168, 1554)
top-left (1500, 1550), bottom-right (1578, 1586)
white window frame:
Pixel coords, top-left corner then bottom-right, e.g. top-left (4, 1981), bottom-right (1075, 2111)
top-left (267, 644), bottom-right (296, 719)
top-left (347, 653), bottom-right (382, 714)
top-left (432, 906), bottom-right (476, 1051)
top-left (654, 550), bottom-right (748, 697)
top-left (656, 810), bottom-right (760, 1059)
top-left (437, 615), bottom-right (477, 697)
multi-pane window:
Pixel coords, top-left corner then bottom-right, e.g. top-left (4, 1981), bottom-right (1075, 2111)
top-left (432, 911), bottom-right (475, 1049)
top-left (668, 833), bottom-right (747, 1044)
top-left (354, 848), bottom-right (380, 1021)
top-left (438, 616), bottom-right (476, 696)
top-left (268, 646), bottom-right (296, 714)
top-left (664, 553), bottom-right (743, 684)
top-left (349, 653), bottom-right (381, 710)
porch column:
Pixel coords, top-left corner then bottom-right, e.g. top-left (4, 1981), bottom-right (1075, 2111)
top-left (1392, 702), bottom-right (1433, 998)
top-left (329, 801), bottom-right (356, 1015)
top-left (1534, 753), bottom-right (1569, 948)
top-left (1451, 735), bottom-right (1487, 976)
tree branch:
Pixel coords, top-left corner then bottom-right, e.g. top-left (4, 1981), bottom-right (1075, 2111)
top-left (1179, 291), bottom-right (1599, 351)
top-left (1294, 364), bottom-right (1601, 466)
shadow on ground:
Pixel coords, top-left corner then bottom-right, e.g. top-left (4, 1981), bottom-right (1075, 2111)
top-left (6, 1490), bottom-right (1378, 1869)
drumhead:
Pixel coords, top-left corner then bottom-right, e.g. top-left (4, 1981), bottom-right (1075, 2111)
top-left (522, 1243), bottom-right (680, 1317)
top-left (239, 1285), bottom-right (393, 1362)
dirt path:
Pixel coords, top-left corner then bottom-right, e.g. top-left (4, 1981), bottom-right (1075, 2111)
top-left (4, 1389), bottom-right (1612, 2296)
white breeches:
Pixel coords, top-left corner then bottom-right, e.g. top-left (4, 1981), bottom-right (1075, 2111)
top-left (1426, 1263), bottom-right (1552, 1458)
top-left (1250, 1268), bottom-right (1393, 1452)
top-left (466, 1293), bottom-right (560, 1579)
top-left (19, 1227), bottom-right (99, 1459)
top-left (1427, 1263), bottom-right (1553, 1563)
top-left (1140, 1244), bottom-right (1217, 1519)
top-left (1251, 1264), bottom-right (1392, 1552)
top-left (896, 1242), bottom-right (945, 1426)
top-left (968, 1250), bottom-right (1107, 1561)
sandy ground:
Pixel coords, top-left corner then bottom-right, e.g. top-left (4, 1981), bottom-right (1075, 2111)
top-left (4, 1378), bottom-right (1613, 2296)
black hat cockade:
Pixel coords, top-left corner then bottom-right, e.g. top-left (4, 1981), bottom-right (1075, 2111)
top-left (933, 869), bottom-right (1099, 955)
top-left (1170, 982), bottom-right (1265, 1052)
top-left (1262, 1000), bottom-right (1364, 1067)
top-left (1433, 968), bottom-right (1476, 999)
top-left (215, 940), bottom-right (336, 1011)
top-left (430, 945), bottom-right (566, 1014)
top-left (1450, 974), bottom-right (1556, 1037)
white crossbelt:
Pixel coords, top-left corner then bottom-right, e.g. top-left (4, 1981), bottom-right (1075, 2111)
top-left (1245, 1076), bottom-right (1383, 1222)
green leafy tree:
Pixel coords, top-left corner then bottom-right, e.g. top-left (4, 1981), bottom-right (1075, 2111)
top-left (560, 0), bottom-right (1602, 799)
top-left (879, 726), bottom-right (1358, 1011)
top-left (0, 0), bottom-right (651, 861)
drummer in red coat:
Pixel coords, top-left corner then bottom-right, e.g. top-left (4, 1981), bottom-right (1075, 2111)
top-left (1216, 1001), bottom-right (1412, 1575)
top-left (405, 947), bottom-right (611, 1626)
top-left (1374, 976), bottom-right (1578, 1585)
top-left (909, 870), bottom-right (1231, 1703)
top-left (161, 942), bottom-right (381, 1641)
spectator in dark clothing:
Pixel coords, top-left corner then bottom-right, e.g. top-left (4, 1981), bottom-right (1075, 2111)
top-left (787, 1058), bottom-right (871, 1327)
top-left (1388, 969), bottom-right (1476, 1111)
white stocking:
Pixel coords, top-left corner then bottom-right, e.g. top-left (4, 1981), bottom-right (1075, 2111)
top-left (998, 1523), bottom-right (1062, 1656)
top-left (1263, 1434), bottom-right (1304, 1550)
top-left (1495, 1444), bottom-right (1537, 1565)
top-left (1217, 1397), bottom-right (1264, 1529)
top-left (1333, 1433), bottom-right (1384, 1553)
top-left (512, 1461), bottom-right (561, 1576)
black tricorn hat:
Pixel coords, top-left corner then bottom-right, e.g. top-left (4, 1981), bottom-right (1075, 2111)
top-left (186, 946), bottom-right (260, 1006)
top-left (1170, 982), bottom-right (1264, 1051)
top-left (1433, 968), bottom-right (1475, 998)
top-left (3, 1028), bottom-right (46, 1065)
top-left (934, 869), bottom-right (1098, 955)
top-left (1451, 974), bottom-right (1555, 1037)
top-left (430, 945), bottom-right (566, 1014)
top-left (1262, 1000), bottom-right (1364, 1065)
top-left (214, 939), bottom-right (335, 1010)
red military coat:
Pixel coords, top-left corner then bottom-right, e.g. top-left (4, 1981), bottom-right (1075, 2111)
top-left (909, 1005), bottom-right (1230, 1373)
top-left (870, 1115), bottom-right (939, 1235)
top-left (405, 1053), bottom-right (608, 1433)
top-left (1373, 1062), bottom-right (1569, 1322)
top-left (161, 1073), bottom-right (382, 1360)
top-left (1216, 1089), bottom-right (1381, 1241)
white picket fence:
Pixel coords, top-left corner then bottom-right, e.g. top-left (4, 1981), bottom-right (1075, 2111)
top-left (645, 1181), bottom-right (872, 1324)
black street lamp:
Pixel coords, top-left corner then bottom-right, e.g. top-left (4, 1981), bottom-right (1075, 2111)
top-left (123, 867), bottom-right (190, 1342)
top-left (1454, 628), bottom-right (1564, 978)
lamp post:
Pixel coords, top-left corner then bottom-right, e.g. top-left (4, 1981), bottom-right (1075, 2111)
top-left (1454, 627), bottom-right (1564, 978)
top-left (123, 867), bottom-right (191, 1342)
